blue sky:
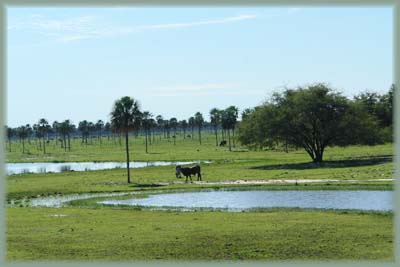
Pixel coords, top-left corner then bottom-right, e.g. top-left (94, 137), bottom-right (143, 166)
top-left (7, 6), bottom-right (393, 127)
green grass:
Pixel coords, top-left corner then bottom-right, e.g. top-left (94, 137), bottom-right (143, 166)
top-left (7, 207), bottom-right (393, 261)
top-left (5, 133), bottom-right (394, 163)
top-left (5, 135), bottom-right (395, 261)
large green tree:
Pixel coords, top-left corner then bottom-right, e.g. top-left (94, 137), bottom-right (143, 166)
top-left (110, 96), bottom-right (142, 183)
top-left (239, 83), bottom-right (382, 162)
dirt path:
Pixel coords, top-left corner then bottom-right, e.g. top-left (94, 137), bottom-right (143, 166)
top-left (168, 178), bottom-right (394, 185)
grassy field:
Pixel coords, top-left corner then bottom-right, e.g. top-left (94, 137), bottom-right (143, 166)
top-left (7, 207), bottom-right (393, 261)
top-left (5, 134), bottom-right (395, 261)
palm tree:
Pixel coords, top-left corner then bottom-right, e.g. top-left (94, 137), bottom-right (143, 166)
top-left (6, 126), bottom-right (14, 152)
top-left (94, 120), bottom-right (104, 145)
top-left (17, 126), bottom-right (28, 154)
top-left (188, 117), bottom-right (195, 139)
top-left (156, 115), bottom-right (164, 141)
top-left (210, 108), bottom-right (221, 146)
top-left (179, 120), bottom-right (188, 139)
top-left (221, 106), bottom-right (239, 151)
top-left (52, 121), bottom-right (60, 147)
top-left (110, 96), bottom-right (142, 184)
top-left (38, 118), bottom-right (50, 154)
top-left (58, 120), bottom-right (74, 151)
top-left (78, 120), bottom-right (90, 145)
top-left (142, 111), bottom-right (153, 153)
top-left (226, 106), bottom-right (239, 147)
top-left (169, 117), bottom-right (178, 145)
top-left (194, 112), bottom-right (204, 145)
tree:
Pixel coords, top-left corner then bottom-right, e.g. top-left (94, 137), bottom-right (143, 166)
top-left (142, 111), bottom-right (153, 153)
top-left (210, 108), bottom-right (221, 146)
top-left (110, 96), bottom-right (142, 184)
top-left (6, 126), bottom-right (14, 152)
top-left (37, 118), bottom-right (50, 154)
top-left (169, 117), bottom-right (178, 145)
top-left (78, 120), bottom-right (90, 145)
top-left (95, 120), bottom-right (104, 145)
top-left (16, 125), bottom-right (29, 153)
top-left (156, 115), bottom-right (164, 140)
top-left (58, 120), bottom-right (74, 151)
top-left (194, 112), bottom-right (204, 145)
top-left (239, 83), bottom-right (383, 163)
top-left (188, 117), bottom-right (195, 139)
top-left (179, 120), bottom-right (188, 139)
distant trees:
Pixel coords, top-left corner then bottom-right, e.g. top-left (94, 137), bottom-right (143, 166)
top-left (16, 125), bottom-right (29, 153)
top-left (37, 118), bottom-right (50, 154)
top-left (188, 117), bottom-right (195, 139)
top-left (6, 126), bottom-right (14, 152)
top-left (194, 112), bottom-right (204, 145)
top-left (142, 111), bottom-right (153, 153)
top-left (58, 120), bottom-right (75, 152)
top-left (169, 117), bottom-right (178, 145)
top-left (110, 96), bottom-right (142, 184)
top-left (180, 120), bottom-right (188, 139)
top-left (239, 83), bottom-right (386, 162)
top-left (210, 108), bottom-right (221, 146)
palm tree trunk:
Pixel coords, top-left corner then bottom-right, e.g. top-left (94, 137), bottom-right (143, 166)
top-left (145, 129), bottom-right (148, 153)
top-left (228, 129), bottom-right (232, 151)
top-left (198, 127), bottom-right (202, 145)
top-left (214, 127), bottom-right (218, 146)
top-left (125, 132), bottom-right (131, 183)
top-left (43, 137), bottom-right (46, 154)
top-left (22, 139), bottom-right (25, 154)
top-left (232, 128), bottom-right (235, 148)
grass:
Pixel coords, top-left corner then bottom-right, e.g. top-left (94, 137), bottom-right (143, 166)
top-left (5, 135), bottom-right (395, 261)
top-left (7, 207), bottom-right (393, 261)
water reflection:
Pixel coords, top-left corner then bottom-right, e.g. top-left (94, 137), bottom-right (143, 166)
top-left (100, 190), bottom-right (393, 211)
top-left (7, 161), bottom-right (210, 175)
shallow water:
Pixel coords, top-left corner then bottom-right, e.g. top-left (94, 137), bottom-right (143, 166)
top-left (99, 190), bottom-right (393, 211)
top-left (6, 161), bottom-right (210, 175)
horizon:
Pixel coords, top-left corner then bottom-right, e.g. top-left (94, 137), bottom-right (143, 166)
top-left (7, 6), bottom-right (393, 127)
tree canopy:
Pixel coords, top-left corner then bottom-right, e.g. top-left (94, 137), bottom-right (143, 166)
top-left (238, 83), bottom-right (385, 162)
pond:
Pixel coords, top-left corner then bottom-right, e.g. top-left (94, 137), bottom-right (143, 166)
top-left (6, 161), bottom-right (211, 175)
top-left (99, 190), bottom-right (393, 211)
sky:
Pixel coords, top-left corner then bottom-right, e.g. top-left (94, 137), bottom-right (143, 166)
top-left (6, 6), bottom-right (393, 127)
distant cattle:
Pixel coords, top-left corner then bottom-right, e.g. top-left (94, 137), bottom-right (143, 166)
top-left (176, 165), bottom-right (202, 183)
top-left (219, 140), bottom-right (227, 146)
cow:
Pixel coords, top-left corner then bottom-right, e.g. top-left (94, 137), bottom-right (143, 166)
top-left (175, 165), bottom-right (202, 183)
top-left (219, 140), bottom-right (227, 146)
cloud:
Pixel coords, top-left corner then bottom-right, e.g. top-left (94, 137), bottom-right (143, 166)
top-left (8, 14), bottom-right (258, 43)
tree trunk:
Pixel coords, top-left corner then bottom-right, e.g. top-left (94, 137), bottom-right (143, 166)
top-left (228, 129), bottom-right (232, 151)
top-left (22, 139), bottom-right (25, 154)
top-left (145, 129), bottom-right (148, 153)
top-left (214, 127), bottom-right (218, 146)
top-left (43, 137), bottom-right (46, 154)
top-left (198, 127), bottom-right (202, 145)
top-left (125, 132), bottom-right (131, 183)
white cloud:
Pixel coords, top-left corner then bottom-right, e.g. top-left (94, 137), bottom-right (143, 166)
top-left (8, 14), bottom-right (258, 43)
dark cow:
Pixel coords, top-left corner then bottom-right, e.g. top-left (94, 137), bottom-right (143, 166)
top-left (219, 140), bottom-right (227, 146)
top-left (176, 165), bottom-right (202, 183)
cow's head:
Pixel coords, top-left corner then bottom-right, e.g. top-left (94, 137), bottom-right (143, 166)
top-left (175, 165), bottom-right (182, 178)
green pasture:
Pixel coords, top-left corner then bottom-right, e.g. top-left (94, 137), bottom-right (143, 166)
top-left (7, 207), bottom-right (393, 261)
top-left (5, 133), bottom-right (393, 163)
top-left (5, 135), bottom-right (395, 261)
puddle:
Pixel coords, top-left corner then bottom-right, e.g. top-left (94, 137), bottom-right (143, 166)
top-left (100, 190), bottom-right (393, 212)
top-left (6, 161), bottom-right (211, 175)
